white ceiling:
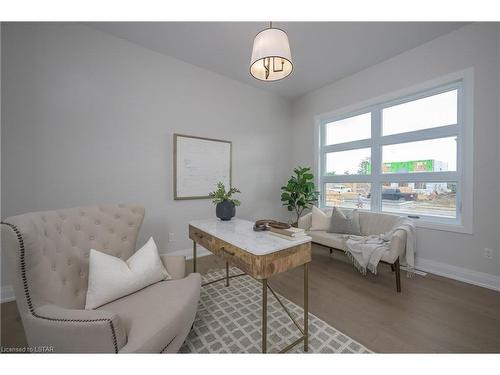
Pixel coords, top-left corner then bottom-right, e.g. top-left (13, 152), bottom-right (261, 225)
top-left (87, 22), bottom-right (467, 99)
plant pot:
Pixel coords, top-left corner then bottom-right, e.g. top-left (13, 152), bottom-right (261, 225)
top-left (216, 200), bottom-right (236, 221)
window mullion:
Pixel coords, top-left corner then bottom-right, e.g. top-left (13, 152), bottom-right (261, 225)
top-left (379, 124), bottom-right (459, 146)
top-left (371, 109), bottom-right (382, 212)
top-left (323, 139), bottom-right (372, 153)
top-left (319, 122), bottom-right (326, 208)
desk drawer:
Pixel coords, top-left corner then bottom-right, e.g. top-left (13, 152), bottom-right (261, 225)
top-left (211, 238), bottom-right (253, 274)
top-left (189, 226), bottom-right (214, 250)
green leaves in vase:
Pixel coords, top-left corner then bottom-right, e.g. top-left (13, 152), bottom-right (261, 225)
top-left (208, 182), bottom-right (241, 206)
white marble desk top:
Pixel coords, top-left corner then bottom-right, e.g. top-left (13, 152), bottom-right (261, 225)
top-left (189, 218), bottom-right (311, 256)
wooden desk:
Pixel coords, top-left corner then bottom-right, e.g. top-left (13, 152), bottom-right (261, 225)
top-left (189, 218), bottom-right (312, 353)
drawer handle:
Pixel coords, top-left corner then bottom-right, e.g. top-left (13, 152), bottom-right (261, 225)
top-left (220, 247), bottom-right (234, 256)
top-left (195, 233), bottom-right (204, 239)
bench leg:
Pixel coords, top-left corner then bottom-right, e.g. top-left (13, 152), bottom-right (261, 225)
top-left (394, 257), bottom-right (401, 293)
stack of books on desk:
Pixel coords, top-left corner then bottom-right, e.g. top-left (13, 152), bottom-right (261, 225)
top-left (269, 226), bottom-right (306, 240)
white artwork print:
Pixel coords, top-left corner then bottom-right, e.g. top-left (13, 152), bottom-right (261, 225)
top-left (175, 135), bottom-right (231, 198)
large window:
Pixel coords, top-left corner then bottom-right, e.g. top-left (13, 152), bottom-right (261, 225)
top-left (318, 79), bottom-right (468, 228)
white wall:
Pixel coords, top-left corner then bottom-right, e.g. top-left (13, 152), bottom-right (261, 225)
top-left (2, 22), bottom-right (499, 296)
top-left (1, 23), bottom-right (293, 265)
top-left (291, 23), bottom-right (500, 284)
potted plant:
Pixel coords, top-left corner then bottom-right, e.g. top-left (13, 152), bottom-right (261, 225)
top-left (280, 166), bottom-right (319, 225)
top-left (209, 182), bottom-right (241, 221)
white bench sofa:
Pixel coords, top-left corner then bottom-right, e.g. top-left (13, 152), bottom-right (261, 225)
top-left (298, 209), bottom-right (407, 292)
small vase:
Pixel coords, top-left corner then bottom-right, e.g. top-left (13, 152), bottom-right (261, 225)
top-left (216, 200), bottom-right (236, 221)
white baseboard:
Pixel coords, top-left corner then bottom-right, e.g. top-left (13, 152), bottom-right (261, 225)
top-left (1, 285), bottom-right (15, 303)
top-left (415, 257), bottom-right (500, 292)
top-left (166, 247), bottom-right (500, 292)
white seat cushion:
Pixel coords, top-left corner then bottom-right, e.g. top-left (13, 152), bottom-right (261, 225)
top-left (308, 231), bottom-right (348, 251)
top-left (98, 273), bottom-right (201, 353)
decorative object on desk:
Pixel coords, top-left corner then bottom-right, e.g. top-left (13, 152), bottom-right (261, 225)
top-left (209, 181), bottom-right (241, 221)
top-left (268, 223), bottom-right (306, 241)
top-left (280, 166), bottom-right (319, 225)
top-left (173, 134), bottom-right (231, 200)
top-left (269, 225), bottom-right (306, 239)
top-left (253, 219), bottom-right (290, 231)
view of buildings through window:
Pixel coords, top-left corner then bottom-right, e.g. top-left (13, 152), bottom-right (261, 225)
top-left (320, 85), bottom-right (461, 221)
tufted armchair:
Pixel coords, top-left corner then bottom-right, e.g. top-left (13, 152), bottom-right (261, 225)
top-left (1, 204), bottom-right (201, 353)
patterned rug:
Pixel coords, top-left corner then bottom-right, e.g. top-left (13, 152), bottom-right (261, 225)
top-left (180, 267), bottom-right (371, 354)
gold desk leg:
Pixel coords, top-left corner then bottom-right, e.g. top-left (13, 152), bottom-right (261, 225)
top-left (304, 263), bottom-right (309, 352)
top-left (225, 261), bottom-right (230, 287)
top-left (192, 240), bottom-right (197, 273)
top-left (262, 278), bottom-right (268, 353)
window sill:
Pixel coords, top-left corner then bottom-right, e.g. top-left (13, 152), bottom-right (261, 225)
top-left (381, 208), bottom-right (472, 234)
top-left (323, 205), bottom-right (472, 234)
top-left (411, 218), bottom-right (472, 235)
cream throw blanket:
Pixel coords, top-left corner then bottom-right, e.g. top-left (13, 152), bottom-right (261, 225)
top-left (344, 218), bottom-right (416, 277)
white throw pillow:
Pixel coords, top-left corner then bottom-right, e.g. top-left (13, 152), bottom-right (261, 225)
top-left (310, 206), bottom-right (332, 231)
top-left (85, 237), bottom-right (171, 309)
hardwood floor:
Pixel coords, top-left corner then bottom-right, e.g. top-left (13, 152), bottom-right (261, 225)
top-left (1, 297), bottom-right (27, 350)
top-left (2, 245), bottom-right (499, 353)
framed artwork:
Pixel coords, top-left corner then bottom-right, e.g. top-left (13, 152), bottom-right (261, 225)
top-left (173, 134), bottom-right (232, 200)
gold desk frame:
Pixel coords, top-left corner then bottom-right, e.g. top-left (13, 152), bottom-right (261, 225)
top-left (190, 225), bottom-right (310, 354)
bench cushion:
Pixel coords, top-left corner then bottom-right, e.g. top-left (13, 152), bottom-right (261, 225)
top-left (308, 231), bottom-right (347, 251)
top-left (308, 230), bottom-right (404, 264)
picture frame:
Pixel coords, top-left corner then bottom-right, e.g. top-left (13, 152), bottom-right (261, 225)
top-left (173, 133), bottom-right (232, 200)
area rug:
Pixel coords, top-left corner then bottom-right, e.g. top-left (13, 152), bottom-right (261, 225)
top-left (180, 267), bottom-right (371, 353)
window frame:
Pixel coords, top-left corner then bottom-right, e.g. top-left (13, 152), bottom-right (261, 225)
top-left (314, 69), bottom-right (474, 234)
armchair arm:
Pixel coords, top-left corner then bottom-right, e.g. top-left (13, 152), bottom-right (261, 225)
top-left (298, 213), bottom-right (312, 231)
top-left (388, 229), bottom-right (407, 262)
top-left (30, 304), bottom-right (127, 353)
top-left (160, 254), bottom-right (187, 280)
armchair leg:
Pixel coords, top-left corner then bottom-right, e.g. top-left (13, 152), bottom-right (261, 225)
top-left (394, 257), bottom-right (401, 293)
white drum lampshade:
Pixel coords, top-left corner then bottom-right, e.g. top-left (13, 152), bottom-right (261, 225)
top-left (250, 26), bottom-right (293, 82)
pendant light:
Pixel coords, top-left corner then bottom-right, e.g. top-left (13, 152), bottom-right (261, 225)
top-left (250, 22), bottom-right (293, 82)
